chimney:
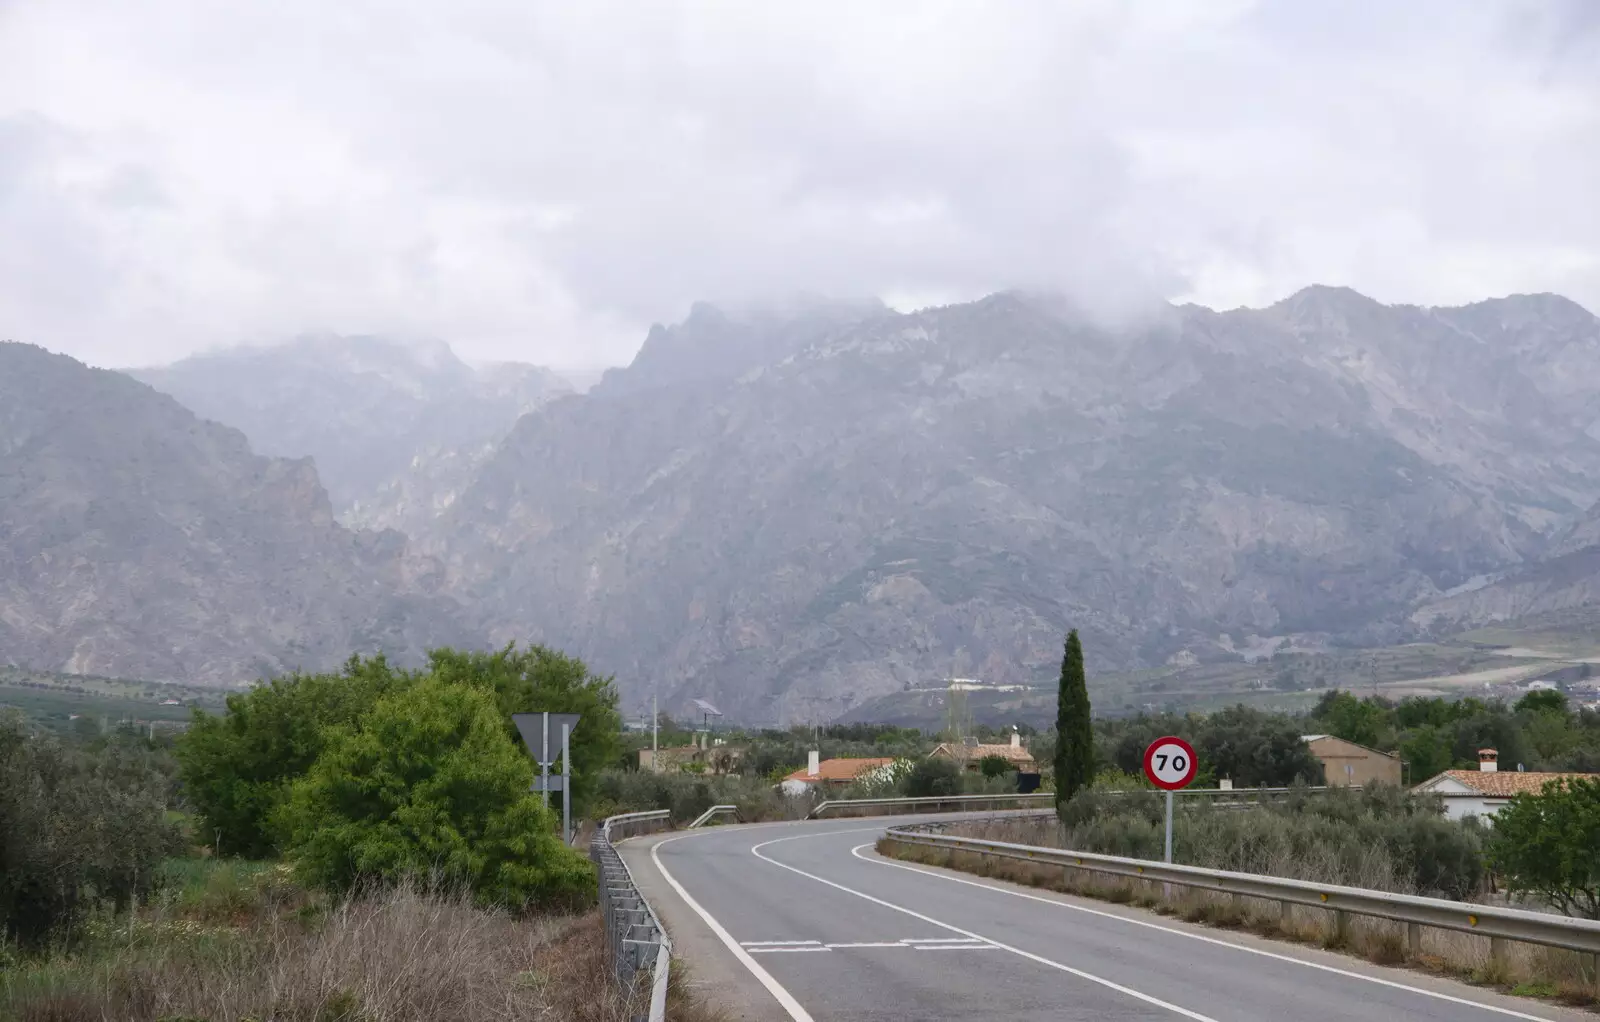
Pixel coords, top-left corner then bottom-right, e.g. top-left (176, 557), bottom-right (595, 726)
top-left (807, 750), bottom-right (820, 777)
top-left (1478, 748), bottom-right (1498, 773)
top-left (1010, 731), bottom-right (1022, 750)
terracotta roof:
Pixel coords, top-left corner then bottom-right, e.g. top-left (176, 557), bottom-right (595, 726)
top-left (929, 743), bottom-right (1037, 765)
top-left (783, 757), bottom-right (897, 783)
top-left (1425, 770), bottom-right (1599, 797)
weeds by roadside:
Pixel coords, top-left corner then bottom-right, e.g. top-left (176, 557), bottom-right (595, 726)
top-left (0, 859), bottom-right (645, 1022)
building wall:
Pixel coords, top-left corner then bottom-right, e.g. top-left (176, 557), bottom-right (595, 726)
top-left (1307, 737), bottom-right (1402, 787)
top-left (1437, 795), bottom-right (1508, 821)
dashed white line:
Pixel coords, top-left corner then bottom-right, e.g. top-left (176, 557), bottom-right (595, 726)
top-left (750, 832), bottom-right (1219, 1022)
top-left (747, 946), bottom-right (830, 954)
top-left (650, 833), bottom-right (817, 1022)
top-left (741, 940), bottom-right (823, 947)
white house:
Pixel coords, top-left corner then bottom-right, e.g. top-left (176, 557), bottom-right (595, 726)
top-left (1412, 748), bottom-right (1598, 820)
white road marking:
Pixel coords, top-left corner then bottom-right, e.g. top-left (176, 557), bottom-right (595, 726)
top-left (750, 832), bottom-right (1219, 1022)
top-left (747, 946), bottom-right (831, 954)
top-left (650, 833), bottom-right (817, 1022)
top-left (853, 844), bottom-right (1564, 1022)
top-left (741, 940), bottom-right (823, 946)
top-left (826, 941), bottom-right (908, 948)
top-left (915, 945), bottom-right (1001, 952)
top-left (903, 936), bottom-right (984, 943)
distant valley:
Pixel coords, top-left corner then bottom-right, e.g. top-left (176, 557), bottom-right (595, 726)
top-left (7, 286), bottom-right (1600, 724)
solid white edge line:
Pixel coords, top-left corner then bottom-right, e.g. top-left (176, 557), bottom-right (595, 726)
top-left (852, 843), bottom-right (1563, 1022)
top-left (649, 833), bottom-right (817, 1022)
top-left (751, 832), bottom-right (1219, 1022)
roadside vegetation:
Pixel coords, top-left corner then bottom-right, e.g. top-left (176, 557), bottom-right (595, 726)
top-left (0, 644), bottom-right (707, 1022)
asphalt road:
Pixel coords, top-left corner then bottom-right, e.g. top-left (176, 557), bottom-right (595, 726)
top-left (622, 817), bottom-right (1593, 1022)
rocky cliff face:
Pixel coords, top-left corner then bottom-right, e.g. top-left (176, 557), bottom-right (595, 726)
top-left (0, 343), bottom-right (476, 685)
top-left (128, 334), bottom-right (570, 526)
top-left (433, 288), bottom-right (1600, 723)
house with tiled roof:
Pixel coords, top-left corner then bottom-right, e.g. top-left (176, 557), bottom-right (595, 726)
top-left (779, 755), bottom-right (902, 795)
top-left (1412, 748), bottom-right (1599, 820)
top-left (928, 733), bottom-right (1038, 773)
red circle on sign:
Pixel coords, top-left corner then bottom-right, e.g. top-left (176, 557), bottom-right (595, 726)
top-left (1143, 735), bottom-right (1198, 791)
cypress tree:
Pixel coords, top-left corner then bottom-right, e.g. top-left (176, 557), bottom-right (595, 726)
top-left (1054, 629), bottom-right (1093, 811)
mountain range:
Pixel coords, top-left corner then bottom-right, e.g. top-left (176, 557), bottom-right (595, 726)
top-left (127, 334), bottom-right (571, 532)
top-left (0, 342), bottom-right (473, 686)
top-left (8, 287), bottom-right (1600, 722)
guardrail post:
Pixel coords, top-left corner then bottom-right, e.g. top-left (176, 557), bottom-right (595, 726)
top-left (1279, 900), bottom-right (1292, 934)
top-left (1406, 921), bottom-right (1422, 958)
top-left (1489, 936), bottom-right (1507, 972)
top-left (1332, 909), bottom-right (1350, 947)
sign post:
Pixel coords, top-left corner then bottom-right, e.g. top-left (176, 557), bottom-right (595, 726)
top-left (1142, 735), bottom-right (1198, 874)
top-left (512, 712), bottom-right (582, 844)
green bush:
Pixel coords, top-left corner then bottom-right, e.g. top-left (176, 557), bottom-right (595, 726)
top-left (0, 713), bottom-right (185, 947)
top-left (1057, 783), bottom-right (1484, 899)
top-left (177, 655), bottom-right (410, 858)
top-left (277, 677), bottom-right (593, 909)
top-left (904, 757), bottom-right (961, 798)
top-left (1487, 776), bottom-right (1600, 918)
top-left (426, 645), bottom-right (622, 816)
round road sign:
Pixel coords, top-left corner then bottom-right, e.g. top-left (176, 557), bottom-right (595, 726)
top-left (1143, 736), bottom-right (1198, 791)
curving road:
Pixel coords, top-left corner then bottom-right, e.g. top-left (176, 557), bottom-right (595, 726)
top-left (621, 816), bottom-right (1591, 1022)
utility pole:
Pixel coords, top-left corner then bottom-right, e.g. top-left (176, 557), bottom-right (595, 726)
top-left (652, 679), bottom-right (659, 773)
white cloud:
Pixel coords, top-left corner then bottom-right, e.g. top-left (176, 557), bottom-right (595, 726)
top-left (0, 0), bottom-right (1595, 368)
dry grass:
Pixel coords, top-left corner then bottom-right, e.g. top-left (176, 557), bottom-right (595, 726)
top-left (0, 884), bottom-right (649, 1022)
top-left (880, 829), bottom-right (1600, 1010)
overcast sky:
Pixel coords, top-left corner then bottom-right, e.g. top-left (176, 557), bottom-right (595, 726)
top-left (2, 1), bottom-right (1596, 370)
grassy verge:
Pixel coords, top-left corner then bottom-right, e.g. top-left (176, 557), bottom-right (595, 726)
top-left (878, 822), bottom-right (1599, 1011)
top-left (0, 857), bottom-right (722, 1022)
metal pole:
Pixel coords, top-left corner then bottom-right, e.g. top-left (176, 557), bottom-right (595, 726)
top-left (1164, 790), bottom-right (1173, 863)
top-left (541, 713), bottom-right (551, 809)
top-left (652, 682), bottom-right (659, 773)
top-left (562, 721), bottom-right (572, 845)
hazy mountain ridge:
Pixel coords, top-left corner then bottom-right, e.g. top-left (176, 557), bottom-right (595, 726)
top-left (433, 287), bottom-right (1600, 723)
top-left (128, 334), bottom-right (571, 521)
top-left (0, 342), bottom-right (476, 685)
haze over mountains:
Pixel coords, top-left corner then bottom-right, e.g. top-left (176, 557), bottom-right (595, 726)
top-left (7, 286), bottom-right (1600, 722)
top-left (128, 335), bottom-right (572, 532)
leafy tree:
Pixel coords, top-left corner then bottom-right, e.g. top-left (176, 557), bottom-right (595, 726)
top-left (1195, 705), bottom-right (1323, 787)
top-left (978, 754), bottom-right (1014, 779)
top-left (1311, 690), bottom-right (1391, 749)
top-left (1515, 689), bottom-right (1568, 715)
top-left (1055, 630), bottom-right (1094, 808)
top-left (279, 676), bottom-right (594, 908)
top-left (905, 757), bottom-right (961, 798)
top-left (1399, 725), bottom-right (1454, 783)
top-left (0, 713), bottom-right (182, 946)
top-left (1486, 777), bottom-right (1600, 919)
top-left (176, 655), bottom-right (409, 857)
top-left (427, 644), bottom-right (622, 815)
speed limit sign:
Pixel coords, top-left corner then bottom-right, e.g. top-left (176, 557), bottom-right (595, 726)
top-left (1143, 736), bottom-right (1197, 791)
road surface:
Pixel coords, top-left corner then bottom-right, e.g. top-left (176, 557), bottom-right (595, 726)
top-left (622, 816), bottom-right (1591, 1022)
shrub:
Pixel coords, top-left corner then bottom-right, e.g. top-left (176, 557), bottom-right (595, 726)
top-left (905, 757), bottom-right (961, 798)
top-left (978, 754), bottom-right (1014, 779)
top-left (1487, 776), bottom-right (1600, 918)
top-left (425, 645), bottom-right (622, 816)
top-left (0, 713), bottom-right (185, 947)
top-left (176, 655), bottom-right (411, 858)
top-left (278, 678), bottom-right (594, 909)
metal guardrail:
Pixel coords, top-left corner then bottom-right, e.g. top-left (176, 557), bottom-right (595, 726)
top-left (808, 792), bottom-right (1054, 819)
top-left (593, 811), bottom-right (674, 1022)
top-left (883, 827), bottom-right (1600, 962)
top-left (688, 804), bottom-right (743, 828)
